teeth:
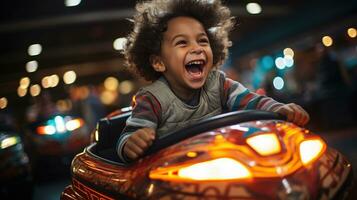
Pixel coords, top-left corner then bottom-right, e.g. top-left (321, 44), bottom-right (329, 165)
top-left (187, 60), bottom-right (204, 65)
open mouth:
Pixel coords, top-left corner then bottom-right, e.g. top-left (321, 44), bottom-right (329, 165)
top-left (185, 60), bottom-right (205, 78)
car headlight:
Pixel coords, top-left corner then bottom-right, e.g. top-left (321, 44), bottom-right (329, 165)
top-left (1, 136), bottom-right (20, 149)
top-left (299, 138), bottom-right (326, 165)
top-left (149, 157), bottom-right (252, 182)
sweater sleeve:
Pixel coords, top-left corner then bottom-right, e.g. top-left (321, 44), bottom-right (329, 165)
top-left (116, 90), bottom-right (161, 163)
top-left (219, 71), bottom-right (284, 112)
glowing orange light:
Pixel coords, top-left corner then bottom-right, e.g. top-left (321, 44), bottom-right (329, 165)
top-left (215, 134), bottom-right (224, 140)
top-left (246, 133), bottom-right (281, 156)
top-left (299, 139), bottom-right (326, 165)
top-left (151, 124), bottom-right (325, 183)
top-left (178, 158), bottom-right (252, 180)
top-left (186, 151), bottom-right (197, 158)
top-left (150, 158), bottom-right (252, 182)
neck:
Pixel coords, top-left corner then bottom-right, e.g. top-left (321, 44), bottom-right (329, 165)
top-left (171, 85), bottom-right (200, 102)
top-left (162, 77), bottom-right (200, 102)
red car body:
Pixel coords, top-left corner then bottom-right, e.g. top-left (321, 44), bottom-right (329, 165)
top-left (61, 110), bottom-right (353, 200)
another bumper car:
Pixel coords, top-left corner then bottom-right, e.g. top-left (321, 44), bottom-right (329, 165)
top-left (25, 114), bottom-right (89, 168)
top-left (0, 129), bottom-right (33, 199)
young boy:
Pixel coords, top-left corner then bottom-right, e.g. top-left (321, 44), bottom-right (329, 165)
top-left (118, 0), bottom-right (309, 162)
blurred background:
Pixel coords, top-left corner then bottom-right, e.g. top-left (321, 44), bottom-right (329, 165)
top-left (0, 0), bottom-right (356, 199)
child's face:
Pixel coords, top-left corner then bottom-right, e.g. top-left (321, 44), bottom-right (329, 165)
top-left (153, 16), bottom-right (213, 98)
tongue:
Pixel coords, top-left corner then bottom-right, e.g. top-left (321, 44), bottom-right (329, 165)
top-left (187, 65), bottom-right (201, 74)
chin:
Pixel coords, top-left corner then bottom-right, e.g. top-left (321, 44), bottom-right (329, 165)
top-left (187, 79), bottom-right (206, 90)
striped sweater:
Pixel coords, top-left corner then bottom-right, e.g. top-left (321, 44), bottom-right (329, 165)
top-left (117, 70), bottom-right (284, 162)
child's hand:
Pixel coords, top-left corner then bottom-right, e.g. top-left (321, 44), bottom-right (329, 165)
top-left (274, 103), bottom-right (310, 126)
top-left (123, 127), bottom-right (156, 160)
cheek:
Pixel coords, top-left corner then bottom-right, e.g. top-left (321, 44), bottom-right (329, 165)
top-left (207, 49), bottom-right (214, 63)
top-left (167, 48), bottom-right (185, 60)
top-left (162, 53), bottom-right (185, 70)
top-left (171, 50), bottom-right (186, 63)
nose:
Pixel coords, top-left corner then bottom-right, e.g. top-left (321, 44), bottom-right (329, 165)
top-left (189, 48), bottom-right (204, 54)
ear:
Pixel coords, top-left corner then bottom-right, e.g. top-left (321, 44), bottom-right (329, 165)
top-left (150, 55), bottom-right (166, 72)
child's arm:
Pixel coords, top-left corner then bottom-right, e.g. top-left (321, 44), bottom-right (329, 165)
top-left (273, 103), bottom-right (310, 126)
top-left (123, 127), bottom-right (155, 160)
top-left (219, 71), bottom-right (309, 126)
top-left (117, 91), bottom-right (161, 162)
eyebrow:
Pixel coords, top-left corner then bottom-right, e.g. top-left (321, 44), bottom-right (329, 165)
top-left (171, 32), bottom-right (207, 43)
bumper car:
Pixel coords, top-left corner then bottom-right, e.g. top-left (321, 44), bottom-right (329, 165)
top-left (25, 114), bottom-right (89, 168)
top-left (0, 128), bottom-right (33, 199)
top-left (61, 109), bottom-right (353, 200)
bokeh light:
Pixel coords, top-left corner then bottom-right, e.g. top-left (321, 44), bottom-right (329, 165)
top-left (119, 80), bottom-right (134, 94)
top-left (0, 97), bottom-right (8, 109)
top-left (63, 70), bottom-right (77, 84)
top-left (17, 87), bottom-right (27, 97)
top-left (100, 90), bottom-right (117, 105)
top-left (41, 76), bottom-right (51, 88)
top-left (51, 75), bottom-right (60, 87)
top-left (273, 76), bottom-right (284, 90)
top-left (284, 55), bottom-right (294, 67)
top-left (275, 57), bottom-right (285, 69)
top-left (246, 3), bottom-right (262, 14)
top-left (113, 37), bottom-right (127, 51)
top-left (65, 0), bottom-right (81, 7)
top-left (347, 28), bottom-right (357, 38)
top-left (30, 84), bottom-right (41, 96)
top-left (283, 48), bottom-right (294, 57)
top-left (322, 36), bottom-right (333, 47)
top-left (28, 44), bottom-right (42, 56)
top-left (42, 75), bottom-right (60, 88)
top-left (261, 56), bottom-right (274, 71)
top-left (26, 60), bottom-right (38, 73)
top-left (104, 77), bottom-right (119, 91)
top-left (19, 77), bottom-right (30, 89)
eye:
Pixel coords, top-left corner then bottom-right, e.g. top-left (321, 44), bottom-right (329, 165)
top-left (175, 40), bottom-right (187, 46)
top-left (198, 38), bottom-right (209, 45)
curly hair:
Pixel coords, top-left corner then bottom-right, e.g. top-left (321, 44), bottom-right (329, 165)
top-left (123, 0), bottom-right (235, 81)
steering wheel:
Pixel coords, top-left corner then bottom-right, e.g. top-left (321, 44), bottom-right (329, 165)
top-left (145, 110), bottom-right (285, 156)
